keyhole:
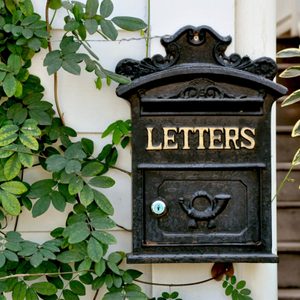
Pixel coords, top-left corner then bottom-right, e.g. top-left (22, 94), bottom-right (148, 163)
top-left (151, 200), bottom-right (167, 216)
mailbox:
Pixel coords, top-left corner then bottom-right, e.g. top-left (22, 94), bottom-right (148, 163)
top-left (115, 26), bottom-right (287, 263)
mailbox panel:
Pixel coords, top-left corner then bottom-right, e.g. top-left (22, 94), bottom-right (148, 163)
top-left (116, 25), bottom-right (287, 263)
top-left (143, 168), bottom-right (260, 245)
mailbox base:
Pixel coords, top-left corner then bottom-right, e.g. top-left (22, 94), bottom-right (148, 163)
top-left (127, 253), bottom-right (278, 264)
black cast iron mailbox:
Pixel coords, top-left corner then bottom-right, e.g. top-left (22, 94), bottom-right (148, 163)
top-left (115, 26), bottom-right (287, 263)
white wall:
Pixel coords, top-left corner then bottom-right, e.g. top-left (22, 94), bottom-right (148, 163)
top-left (21, 0), bottom-right (278, 299)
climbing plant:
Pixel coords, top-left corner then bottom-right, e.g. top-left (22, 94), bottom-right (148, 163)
top-left (0, 0), bottom-right (253, 299)
top-left (276, 48), bottom-right (300, 193)
top-left (0, 0), bottom-right (149, 299)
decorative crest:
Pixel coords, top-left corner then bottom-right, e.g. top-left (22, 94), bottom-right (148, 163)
top-left (115, 25), bottom-right (277, 81)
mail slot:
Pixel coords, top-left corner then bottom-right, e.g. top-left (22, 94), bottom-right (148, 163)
top-left (115, 25), bottom-right (287, 263)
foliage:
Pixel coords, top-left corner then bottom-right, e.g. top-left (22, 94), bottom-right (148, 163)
top-left (222, 275), bottom-right (253, 300)
top-left (45, 0), bottom-right (147, 88)
top-left (0, 0), bottom-right (148, 299)
top-left (150, 291), bottom-right (182, 300)
top-left (277, 47), bottom-right (300, 166)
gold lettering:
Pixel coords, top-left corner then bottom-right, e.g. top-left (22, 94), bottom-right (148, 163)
top-left (240, 127), bottom-right (256, 149)
top-left (209, 127), bottom-right (224, 149)
top-left (179, 127), bottom-right (194, 149)
top-left (163, 127), bottom-right (178, 150)
top-left (224, 127), bottom-right (240, 149)
top-left (146, 127), bottom-right (162, 150)
top-left (194, 127), bottom-right (209, 149)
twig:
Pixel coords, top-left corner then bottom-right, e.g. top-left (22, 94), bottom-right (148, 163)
top-left (110, 166), bottom-right (131, 177)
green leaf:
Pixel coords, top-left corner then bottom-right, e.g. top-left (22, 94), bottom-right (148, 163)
top-left (86, 0), bottom-right (99, 17)
top-left (65, 159), bottom-right (82, 174)
top-left (95, 259), bottom-right (106, 276)
top-left (231, 275), bottom-right (237, 285)
top-left (282, 89), bottom-right (300, 107)
top-left (62, 60), bottom-right (81, 75)
top-left (31, 282), bottom-right (57, 296)
top-left (70, 280), bottom-right (86, 296)
top-left (30, 251), bottom-right (43, 267)
top-left (90, 215), bottom-right (115, 229)
top-left (26, 287), bottom-right (39, 300)
top-left (21, 15), bottom-right (40, 26)
top-left (89, 176), bottom-right (115, 188)
top-left (64, 20), bottom-right (80, 32)
top-left (126, 291), bottom-right (147, 299)
top-left (103, 292), bottom-right (123, 300)
top-left (225, 284), bottom-right (233, 295)
top-left (82, 162), bottom-right (104, 177)
top-left (21, 119), bottom-right (41, 136)
top-left (108, 252), bottom-right (123, 264)
top-left (48, 0), bottom-right (62, 9)
top-left (81, 138), bottom-right (94, 156)
top-left (29, 179), bottom-right (56, 198)
top-left (4, 153), bottom-right (21, 180)
top-left (104, 70), bottom-right (131, 84)
top-left (60, 36), bottom-right (81, 54)
top-left (29, 110), bottom-right (52, 126)
top-left (292, 148), bottom-right (300, 166)
top-left (100, 20), bottom-right (117, 41)
top-left (50, 190), bottom-right (66, 212)
top-left (19, 133), bottom-right (39, 151)
top-left (65, 143), bottom-right (86, 160)
top-left (32, 195), bottom-right (51, 217)
top-left (100, 0), bottom-right (113, 18)
top-left (12, 281), bottom-right (27, 300)
top-left (3, 73), bottom-right (17, 97)
top-left (18, 152), bottom-right (34, 167)
top-left (28, 38), bottom-right (42, 51)
top-left (94, 190), bottom-right (114, 215)
top-left (77, 258), bottom-right (91, 275)
top-left (8, 54), bottom-right (22, 75)
top-left (19, 0), bottom-right (34, 16)
top-left (63, 289), bottom-right (79, 300)
top-left (292, 120), bottom-right (300, 137)
top-left (1, 181), bottom-right (27, 195)
top-left (85, 19), bottom-right (98, 34)
top-left (68, 176), bottom-right (83, 195)
top-left (107, 261), bottom-right (121, 275)
top-left (277, 48), bottom-right (300, 58)
top-left (3, 249), bottom-right (19, 262)
top-left (280, 66), bottom-right (300, 78)
top-left (92, 231), bottom-right (116, 245)
top-left (46, 154), bottom-right (67, 172)
top-left (112, 16), bottom-right (147, 31)
top-left (240, 288), bottom-right (251, 295)
top-left (0, 253), bottom-right (6, 268)
top-left (0, 125), bottom-right (18, 146)
top-left (57, 250), bottom-right (85, 263)
top-left (67, 222), bottom-right (90, 244)
top-left (80, 185), bottom-right (94, 206)
top-left (236, 280), bottom-right (246, 290)
top-left (87, 237), bottom-right (103, 262)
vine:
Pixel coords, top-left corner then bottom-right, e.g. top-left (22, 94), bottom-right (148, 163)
top-left (0, 0), bottom-right (253, 299)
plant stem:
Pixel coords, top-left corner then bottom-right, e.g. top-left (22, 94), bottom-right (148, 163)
top-left (93, 289), bottom-right (100, 300)
top-left (146, 0), bottom-right (151, 57)
top-left (45, 0), bottom-right (65, 125)
top-left (272, 163), bottom-right (295, 202)
top-left (0, 271), bottom-right (90, 281)
top-left (110, 166), bottom-right (131, 176)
